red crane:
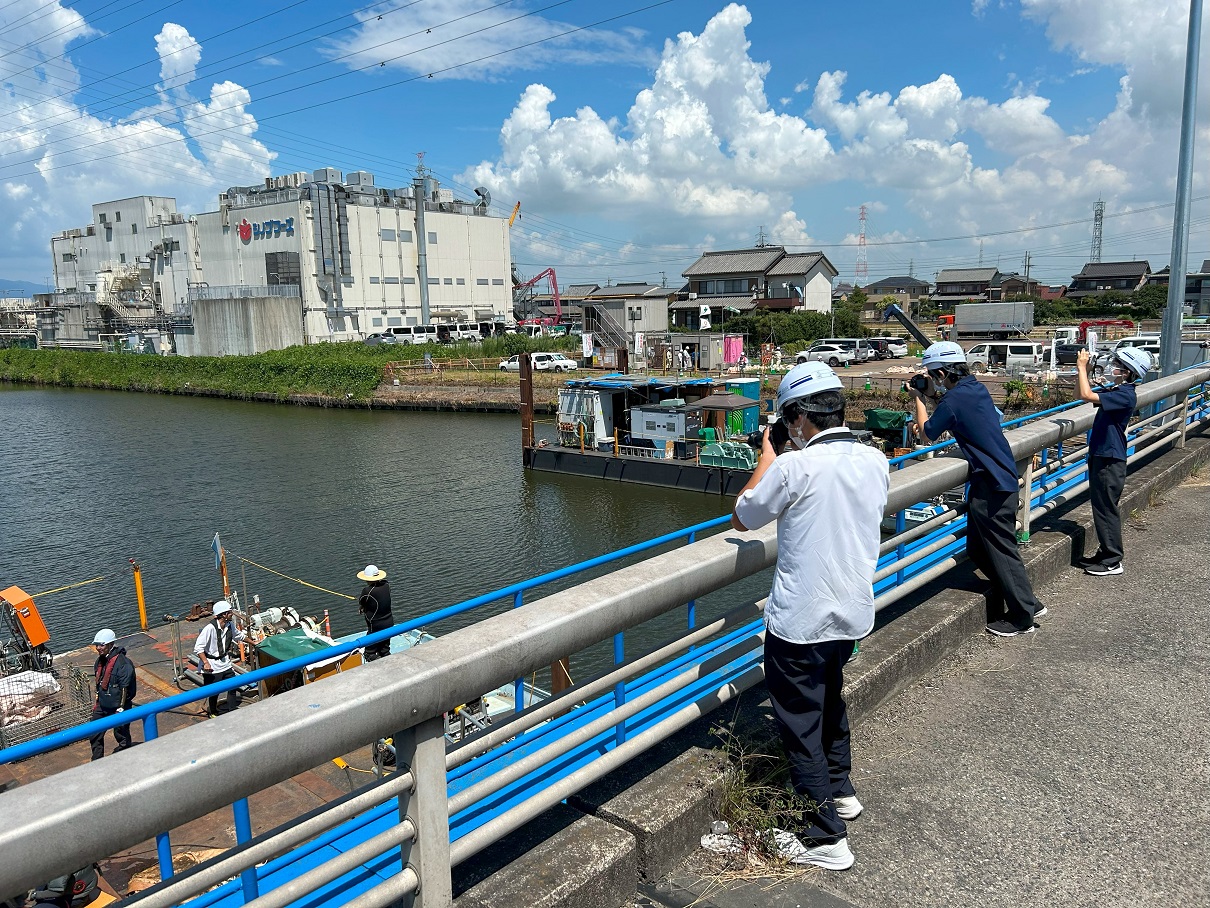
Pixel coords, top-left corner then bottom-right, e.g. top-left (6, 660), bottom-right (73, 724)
top-left (515, 268), bottom-right (561, 325)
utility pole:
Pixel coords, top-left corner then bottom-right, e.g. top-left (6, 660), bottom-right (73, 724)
top-left (855, 205), bottom-right (868, 284)
top-left (1162, 0), bottom-right (1203, 376)
top-left (1023, 251), bottom-right (1031, 291)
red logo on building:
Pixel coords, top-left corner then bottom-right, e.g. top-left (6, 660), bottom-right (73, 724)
top-left (238, 219), bottom-right (252, 242)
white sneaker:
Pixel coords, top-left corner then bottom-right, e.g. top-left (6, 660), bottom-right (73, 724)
top-left (834, 794), bottom-right (863, 821)
top-left (767, 830), bottom-right (855, 870)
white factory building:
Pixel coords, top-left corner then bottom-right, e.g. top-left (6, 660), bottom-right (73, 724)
top-left (44, 169), bottom-right (513, 355)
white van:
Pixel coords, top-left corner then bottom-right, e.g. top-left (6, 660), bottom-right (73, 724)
top-left (966, 341), bottom-right (1045, 372)
top-left (385, 325), bottom-right (439, 345)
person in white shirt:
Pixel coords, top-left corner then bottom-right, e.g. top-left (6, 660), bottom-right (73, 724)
top-left (732, 361), bottom-right (889, 871)
top-left (193, 600), bottom-right (246, 718)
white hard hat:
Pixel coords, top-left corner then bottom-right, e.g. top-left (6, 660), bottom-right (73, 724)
top-left (921, 341), bottom-right (967, 369)
top-left (1114, 346), bottom-right (1152, 380)
top-left (775, 361), bottom-right (844, 417)
top-left (213, 600), bottom-right (232, 616)
top-left (93, 628), bottom-right (116, 645)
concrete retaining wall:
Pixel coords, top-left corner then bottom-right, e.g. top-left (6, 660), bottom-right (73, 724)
top-left (453, 430), bottom-right (1209, 908)
top-left (191, 295), bottom-right (303, 356)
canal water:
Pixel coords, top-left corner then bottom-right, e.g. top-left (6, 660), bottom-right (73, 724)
top-left (1, 387), bottom-right (767, 677)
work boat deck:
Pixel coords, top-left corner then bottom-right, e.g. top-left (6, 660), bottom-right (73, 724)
top-left (0, 621), bottom-right (539, 894)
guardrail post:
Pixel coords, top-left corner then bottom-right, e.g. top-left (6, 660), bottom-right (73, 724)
top-left (231, 798), bottom-right (259, 902)
top-left (512, 591), bottom-right (525, 714)
top-left (142, 713), bottom-right (174, 881)
top-left (1017, 456), bottom-right (1035, 543)
top-left (396, 716), bottom-right (452, 908)
top-left (1176, 393), bottom-right (1189, 448)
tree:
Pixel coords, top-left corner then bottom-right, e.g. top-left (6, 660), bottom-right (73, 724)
top-left (1132, 283), bottom-right (1169, 320)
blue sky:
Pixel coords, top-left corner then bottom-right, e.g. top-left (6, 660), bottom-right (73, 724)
top-left (2, 0), bottom-right (1209, 288)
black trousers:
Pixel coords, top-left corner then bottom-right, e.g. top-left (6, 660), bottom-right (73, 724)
top-left (1089, 456), bottom-right (1127, 566)
top-left (965, 480), bottom-right (1043, 629)
top-left (202, 668), bottom-right (239, 715)
top-left (764, 633), bottom-right (855, 845)
top-left (88, 705), bottom-right (132, 760)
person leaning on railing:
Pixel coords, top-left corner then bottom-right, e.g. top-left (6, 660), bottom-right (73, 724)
top-left (731, 361), bottom-right (889, 872)
top-left (910, 341), bottom-right (1046, 638)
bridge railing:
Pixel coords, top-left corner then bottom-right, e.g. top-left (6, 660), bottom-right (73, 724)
top-left (0, 366), bottom-right (1207, 907)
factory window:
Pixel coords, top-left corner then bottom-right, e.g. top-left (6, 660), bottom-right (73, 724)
top-left (114, 211), bottom-right (121, 222)
top-left (119, 253), bottom-right (126, 263)
top-left (131, 224), bottom-right (138, 234)
top-left (371, 317), bottom-right (383, 327)
top-left (443, 278), bottom-right (452, 285)
top-left (387, 317), bottom-right (402, 327)
top-left (381, 228), bottom-right (396, 242)
top-left (88, 284), bottom-right (96, 291)
top-left (98, 213), bottom-right (107, 223)
top-left (402, 277), bottom-right (416, 284)
top-left (456, 277), bottom-right (465, 285)
top-left (427, 278), bottom-right (439, 285)
top-left (476, 278), bottom-right (489, 286)
top-left (492, 279), bottom-right (505, 286)
top-left (399, 230), bottom-right (413, 242)
top-left (427, 231), bottom-right (437, 244)
top-left (265, 251), bottom-right (301, 287)
top-left (369, 277), bottom-right (380, 284)
top-left (61, 252), bottom-right (74, 262)
top-left (385, 277), bottom-right (399, 284)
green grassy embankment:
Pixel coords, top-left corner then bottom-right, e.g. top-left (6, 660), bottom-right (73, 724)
top-left (0, 336), bottom-right (584, 403)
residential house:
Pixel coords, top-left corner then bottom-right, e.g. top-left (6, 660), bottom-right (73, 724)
top-left (674, 246), bottom-right (838, 329)
top-left (1065, 261), bottom-right (1151, 299)
top-left (996, 272), bottom-right (1041, 299)
top-left (930, 268), bottom-right (1002, 306)
top-left (861, 276), bottom-right (933, 321)
top-left (1039, 285), bottom-right (1067, 301)
top-left (581, 282), bottom-right (671, 351)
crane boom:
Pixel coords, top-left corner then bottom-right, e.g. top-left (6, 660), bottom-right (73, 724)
top-left (515, 267), bottom-right (561, 323)
top-left (508, 201), bottom-right (521, 227)
top-left (881, 303), bottom-right (934, 349)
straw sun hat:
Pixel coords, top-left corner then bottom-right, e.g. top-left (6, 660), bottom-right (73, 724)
top-left (357, 564), bottom-right (387, 582)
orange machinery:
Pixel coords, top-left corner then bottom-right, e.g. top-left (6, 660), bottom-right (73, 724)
top-left (1, 585), bottom-right (53, 672)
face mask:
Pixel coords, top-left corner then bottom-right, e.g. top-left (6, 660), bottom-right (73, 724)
top-left (789, 424), bottom-right (807, 449)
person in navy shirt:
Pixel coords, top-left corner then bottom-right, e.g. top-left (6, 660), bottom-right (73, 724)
top-left (1076, 346), bottom-right (1150, 575)
top-left (911, 342), bottom-right (1045, 637)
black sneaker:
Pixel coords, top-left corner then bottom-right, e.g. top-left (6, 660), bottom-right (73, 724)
top-left (1084, 562), bottom-right (1124, 576)
top-left (986, 620), bottom-right (1036, 638)
top-left (1033, 606), bottom-right (1048, 619)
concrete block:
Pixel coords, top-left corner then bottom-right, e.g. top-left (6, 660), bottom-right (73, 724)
top-left (454, 804), bottom-right (636, 908)
top-left (570, 745), bottom-right (727, 882)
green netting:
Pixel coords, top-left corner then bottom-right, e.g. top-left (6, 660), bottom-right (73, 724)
top-left (863, 408), bottom-right (909, 430)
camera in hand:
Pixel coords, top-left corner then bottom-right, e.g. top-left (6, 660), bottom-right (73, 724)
top-left (909, 373), bottom-right (932, 394)
top-left (746, 419), bottom-right (790, 452)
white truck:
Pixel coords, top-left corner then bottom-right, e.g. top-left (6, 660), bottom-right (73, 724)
top-left (952, 302), bottom-right (1034, 340)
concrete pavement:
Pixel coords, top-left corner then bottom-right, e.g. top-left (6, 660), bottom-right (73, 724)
top-left (650, 471), bottom-right (1210, 908)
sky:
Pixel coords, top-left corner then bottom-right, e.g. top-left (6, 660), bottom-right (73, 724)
top-left (2, 0), bottom-right (1210, 290)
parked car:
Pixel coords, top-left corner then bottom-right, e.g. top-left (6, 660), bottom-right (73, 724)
top-left (821, 338), bottom-right (872, 363)
top-left (362, 333), bottom-right (399, 347)
top-left (498, 352), bottom-right (579, 372)
top-left (1047, 342), bottom-right (1084, 365)
top-left (867, 337), bottom-right (910, 359)
top-left (795, 344), bottom-right (855, 367)
top-left (1094, 341), bottom-right (1160, 373)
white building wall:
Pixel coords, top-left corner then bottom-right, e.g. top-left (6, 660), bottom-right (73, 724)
top-left (803, 270), bottom-right (832, 314)
top-left (197, 191), bottom-right (513, 343)
top-left (50, 196), bottom-right (200, 314)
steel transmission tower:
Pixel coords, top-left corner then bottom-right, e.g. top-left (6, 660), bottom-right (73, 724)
top-left (855, 204), bottom-right (869, 283)
top-left (1091, 198), bottom-right (1105, 263)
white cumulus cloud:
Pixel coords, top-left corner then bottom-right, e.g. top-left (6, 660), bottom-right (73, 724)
top-left (0, 10), bottom-right (273, 280)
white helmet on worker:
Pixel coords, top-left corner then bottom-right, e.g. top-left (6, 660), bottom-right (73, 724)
top-left (921, 341), bottom-right (967, 370)
top-left (93, 628), bottom-right (116, 646)
top-left (213, 600), bottom-right (232, 616)
top-left (1114, 346), bottom-right (1152, 381)
top-left (775, 361), bottom-right (844, 418)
